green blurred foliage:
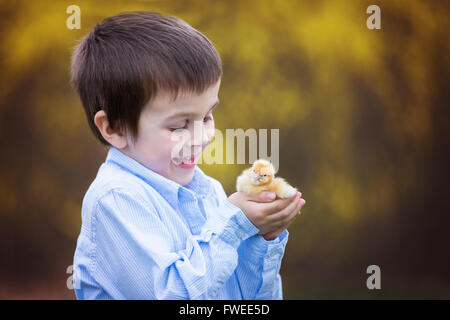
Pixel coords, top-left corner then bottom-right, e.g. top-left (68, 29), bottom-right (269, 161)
top-left (0, 0), bottom-right (449, 299)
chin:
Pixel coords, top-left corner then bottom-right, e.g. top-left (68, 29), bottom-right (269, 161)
top-left (171, 165), bottom-right (195, 186)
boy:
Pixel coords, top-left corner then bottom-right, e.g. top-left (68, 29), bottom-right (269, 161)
top-left (71, 11), bottom-right (305, 300)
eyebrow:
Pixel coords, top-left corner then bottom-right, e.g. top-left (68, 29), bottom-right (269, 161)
top-left (165, 99), bottom-right (220, 122)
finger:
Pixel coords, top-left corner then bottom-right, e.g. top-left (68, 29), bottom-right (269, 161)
top-left (268, 194), bottom-right (302, 223)
top-left (274, 198), bottom-right (306, 231)
top-left (269, 198), bottom-right (305, 232)
top-left (263, 192), bottom-right (301, 215)
top-left (277, 199), bottom-right (305, 230)
top-left (284, 198), bottom-right (304, 223)
top-left (246, 191), bottom-right (277, 203)
top-left (297, 198), bottom-right (306, 216)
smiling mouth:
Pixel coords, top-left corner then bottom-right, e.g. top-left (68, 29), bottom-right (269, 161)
top-left (172, 153), bottom-right (201, 166)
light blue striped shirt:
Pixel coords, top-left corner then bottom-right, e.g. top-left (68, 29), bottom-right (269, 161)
top-left (73, 147), bottom-right (288, 299)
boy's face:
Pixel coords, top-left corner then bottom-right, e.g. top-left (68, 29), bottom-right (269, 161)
top-left (121, 79), bottom-right (220, 186)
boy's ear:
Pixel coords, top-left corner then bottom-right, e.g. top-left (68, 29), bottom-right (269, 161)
top-left (93, 110), bottom-right (128, 149)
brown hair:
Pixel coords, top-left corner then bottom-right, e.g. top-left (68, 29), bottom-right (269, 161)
top-left (71, 11), bottom-right (222, 145)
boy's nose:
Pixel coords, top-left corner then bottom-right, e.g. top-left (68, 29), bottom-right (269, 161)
top-left (192, 120), bottom-right (214, 147)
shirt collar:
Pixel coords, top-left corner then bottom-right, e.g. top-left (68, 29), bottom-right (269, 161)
top-left (105, 147), bottom-right (214, 207)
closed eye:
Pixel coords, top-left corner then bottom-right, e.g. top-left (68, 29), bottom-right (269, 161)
top-left (169, 121), bottom-right (188, 131)
top-left (169, 115), bottom-right (213, 131)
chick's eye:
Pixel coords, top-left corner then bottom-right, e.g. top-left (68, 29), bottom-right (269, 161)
top-left (204, 115), bottom-right (213, 122)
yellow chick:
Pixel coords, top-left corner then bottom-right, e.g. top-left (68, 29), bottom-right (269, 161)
top-left (236, 159), bottom-right (298, 198)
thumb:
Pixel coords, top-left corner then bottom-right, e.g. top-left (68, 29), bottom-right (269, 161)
top-left (246, 191), bottom-right (277, 202)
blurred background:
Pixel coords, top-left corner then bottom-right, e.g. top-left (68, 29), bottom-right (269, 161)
top-left (0, 0), bottom-right (449, 299)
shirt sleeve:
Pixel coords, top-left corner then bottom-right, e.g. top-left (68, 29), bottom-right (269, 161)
top-left (209, 177), bottom-right (289, 299)
top-left (80, 188), bottom-right (259, 300)
top-left (235, 229), bottom-right (289, 299)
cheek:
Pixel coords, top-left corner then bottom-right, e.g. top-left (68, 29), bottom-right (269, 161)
top-left (135, 129), bottom-right (175, 160)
